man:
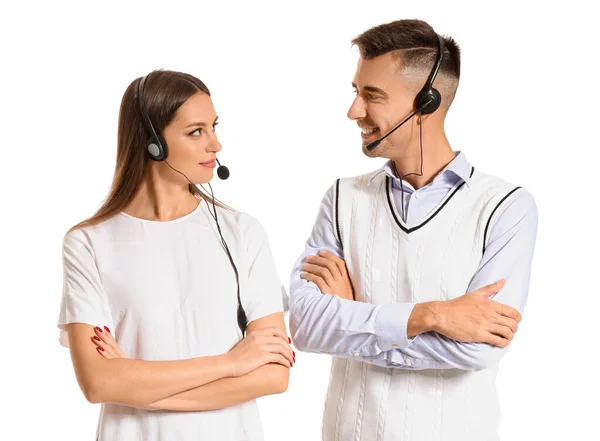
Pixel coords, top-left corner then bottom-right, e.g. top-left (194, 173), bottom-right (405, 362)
top-left (289, 19), bottom-right (537, 441)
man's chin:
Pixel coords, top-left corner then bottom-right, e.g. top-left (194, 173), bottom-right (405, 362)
top-left (362, 140), bottom-right (389, 158)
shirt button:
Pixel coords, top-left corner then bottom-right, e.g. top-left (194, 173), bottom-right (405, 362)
top-left (392, 344), bottom-right (399, 349)
top-left (353, 351), bottom-right (360, 357)
top-left (405, 358), bottom-right (412, 366)
top-left (413, 191), bottom-right (419, 200)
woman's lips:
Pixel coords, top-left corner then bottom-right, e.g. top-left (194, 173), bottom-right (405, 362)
top-left (199, 160), bottom-right (216, 168)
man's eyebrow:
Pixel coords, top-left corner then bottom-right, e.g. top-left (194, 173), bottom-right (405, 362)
top-left (351, 83), bottom-right (388, 97)
top-left (184, 116), bottom-right (219, 128)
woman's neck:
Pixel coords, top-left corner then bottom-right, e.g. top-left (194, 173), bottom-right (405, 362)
top-left (123, 173), bottom-right (200, 222)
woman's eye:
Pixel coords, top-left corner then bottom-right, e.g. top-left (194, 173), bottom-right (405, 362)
top-left (190, 128), bottom-right (202, 136)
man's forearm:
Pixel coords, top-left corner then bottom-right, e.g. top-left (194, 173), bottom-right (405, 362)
top-left (406, 302), bottom-right (438, 338)
top-left (144, 363), bottom-right (289, 411)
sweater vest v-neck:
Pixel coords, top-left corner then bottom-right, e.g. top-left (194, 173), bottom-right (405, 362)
top-left (322, 167), bottom-right (521, 441)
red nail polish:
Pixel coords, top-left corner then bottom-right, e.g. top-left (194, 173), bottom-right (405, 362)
top-left (104, 326), bottom-right (111, 333)
top-left (97, 346), bottom-right (104, 352)
top-left (288, 337), bottom-right (291, 344)
top-left (293, 351), bottom-right (296, 357)
top-left (93, 336), bottom-right (101, 341)
top-left (95, 326), bottom-right (103, 333)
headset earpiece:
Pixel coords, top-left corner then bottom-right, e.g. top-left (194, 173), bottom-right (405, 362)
top-left (415, 87), bottom-right (442, 115)
top-left (146, 134), bottom-right (168, 161)
top-left (139, 74), bottom-right (169, 162)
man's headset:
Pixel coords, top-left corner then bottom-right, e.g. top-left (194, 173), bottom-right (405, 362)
top-left (137, 72), bottom-right (247, 336)
top-left (366, 33), bottom-right (445, 152)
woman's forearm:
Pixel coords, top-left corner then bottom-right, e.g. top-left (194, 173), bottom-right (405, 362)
top-left (88, 355), bottom-right (233, 407)
top-left (144, 363), bottom-right (290, 411)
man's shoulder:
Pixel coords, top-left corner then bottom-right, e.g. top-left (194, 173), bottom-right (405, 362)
top-left (336, 167), bottom-right (385, 187)
top-left (471, 167), bottom-right (537, 219)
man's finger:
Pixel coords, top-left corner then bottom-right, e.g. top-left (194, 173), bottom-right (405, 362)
top-left (493, 313), bottom-right (518, 334)
top-left (306, 255), bottom-right (342, 280)
top-left (473, 279), bottom-right (506, 297)
top-left (494, 302), bottom-right (521, 321)
top-left (302, 263), bottom-right (335, 286)
top-left (301, 272), bottom-right (331, 294)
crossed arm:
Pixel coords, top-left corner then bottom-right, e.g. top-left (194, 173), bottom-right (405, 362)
top-left (289, 184), bottom-right (538, 371)
top-left (67, 312), bottom-right (290, 411)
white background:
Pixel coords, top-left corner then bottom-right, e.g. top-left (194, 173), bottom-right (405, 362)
top-left (2, 1), bottom-right (598, 440)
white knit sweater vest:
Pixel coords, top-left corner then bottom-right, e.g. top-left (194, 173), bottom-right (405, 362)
top-left (322, 166), bottom-right (521, 441)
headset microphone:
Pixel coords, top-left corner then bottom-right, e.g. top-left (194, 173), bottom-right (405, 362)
top-left (216, 159), bottom-right (230, 180)
top-left (365, 105), bottom-right (429, 152)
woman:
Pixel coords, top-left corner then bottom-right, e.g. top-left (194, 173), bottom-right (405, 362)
top-left (57, 69), bottom-right (294, 441)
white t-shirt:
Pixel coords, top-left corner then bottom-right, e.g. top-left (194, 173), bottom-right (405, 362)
top-left (57, 198), bottom-right (288, 441)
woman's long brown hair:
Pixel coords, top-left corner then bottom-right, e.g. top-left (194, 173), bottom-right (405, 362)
top-left (68, 69), bottom-right (228, 233)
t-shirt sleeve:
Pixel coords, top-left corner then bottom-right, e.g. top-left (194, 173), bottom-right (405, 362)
top-left (57, 229), bottom-right (115, 348)
top-left (241, 215), bottom-right (288, 324)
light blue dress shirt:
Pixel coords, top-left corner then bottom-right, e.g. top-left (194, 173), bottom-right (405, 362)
top-left (289, 151), bottom-right (538, 370)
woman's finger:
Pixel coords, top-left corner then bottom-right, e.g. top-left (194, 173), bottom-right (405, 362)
top-left (266, 340), bottom-right (294, 365)
top-left (267, 353), bottom-right (292, 368)
top-left (94, 325), bottom-right (126, 358)
top-left (252, 327), bottom-right (289, 343)
top-left (94, 326), bottom-right (117, 350)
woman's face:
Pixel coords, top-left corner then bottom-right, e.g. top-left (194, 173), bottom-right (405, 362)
top-left (161, 91), bottom-right (221, 184)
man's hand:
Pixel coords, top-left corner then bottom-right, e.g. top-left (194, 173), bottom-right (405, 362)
top-left (300, 250), bottom-right (355, 301)
top-left (411, 279), bottom-right (523, 347)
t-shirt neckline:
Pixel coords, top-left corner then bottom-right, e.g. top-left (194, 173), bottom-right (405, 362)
top-left (119, 197), bottom-right (203, 224)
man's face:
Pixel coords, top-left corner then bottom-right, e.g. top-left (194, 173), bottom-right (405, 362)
top-left (348, 52), bottom-right (418, 158)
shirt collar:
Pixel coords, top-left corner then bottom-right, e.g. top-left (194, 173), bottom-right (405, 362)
top-left (367, 150), bottom-right (472, 188)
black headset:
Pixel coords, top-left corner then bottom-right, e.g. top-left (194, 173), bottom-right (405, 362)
top-left (414, 33), bottom-right (445, 114)
top-left (137, 72), bottom-right (248, 337)
top-left (138, 74), bottom-right (169, 161)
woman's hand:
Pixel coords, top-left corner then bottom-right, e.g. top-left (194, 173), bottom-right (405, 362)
top-left (225, 327), bottom-right (294, 377)
top-left (91, 326), bottom-right (127, 359)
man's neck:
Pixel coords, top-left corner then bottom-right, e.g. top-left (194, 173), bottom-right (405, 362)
top-left (390, 138), bottom-right (456, 190)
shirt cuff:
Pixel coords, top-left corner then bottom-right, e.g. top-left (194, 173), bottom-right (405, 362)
top-left (374, 302), bottom-right (417, 351)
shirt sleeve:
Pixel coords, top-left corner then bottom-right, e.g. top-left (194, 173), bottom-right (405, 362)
top-left (363, 188), bottom-right (539, 370)
top-left (57, 229), bottom-right (115, 348)
top-left (241, 214), bottom-right (288, 324)
top-left (289, 183), bottom-right (417, 358)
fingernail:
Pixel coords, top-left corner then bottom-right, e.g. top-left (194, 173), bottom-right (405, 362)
top-left (97, 346), bottom-right (104, 352)
top-left (95, 326), bottom-right (103, 333)
top-left (288, 337), bottom-right (291, 344)
top-left (93, 336), bottom-right (101, 341)
top-left (293, 351), bottom-right (296, 357)
top-left (104, 326), bottom-right (111, 333)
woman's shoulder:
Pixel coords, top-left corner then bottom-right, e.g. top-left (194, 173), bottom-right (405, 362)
top-left (213, 205), bottom-right (264, 232)
top-left (62, 216), bottom-right (119, 251)
top-left (210, 205), bottom-right (270, 246)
